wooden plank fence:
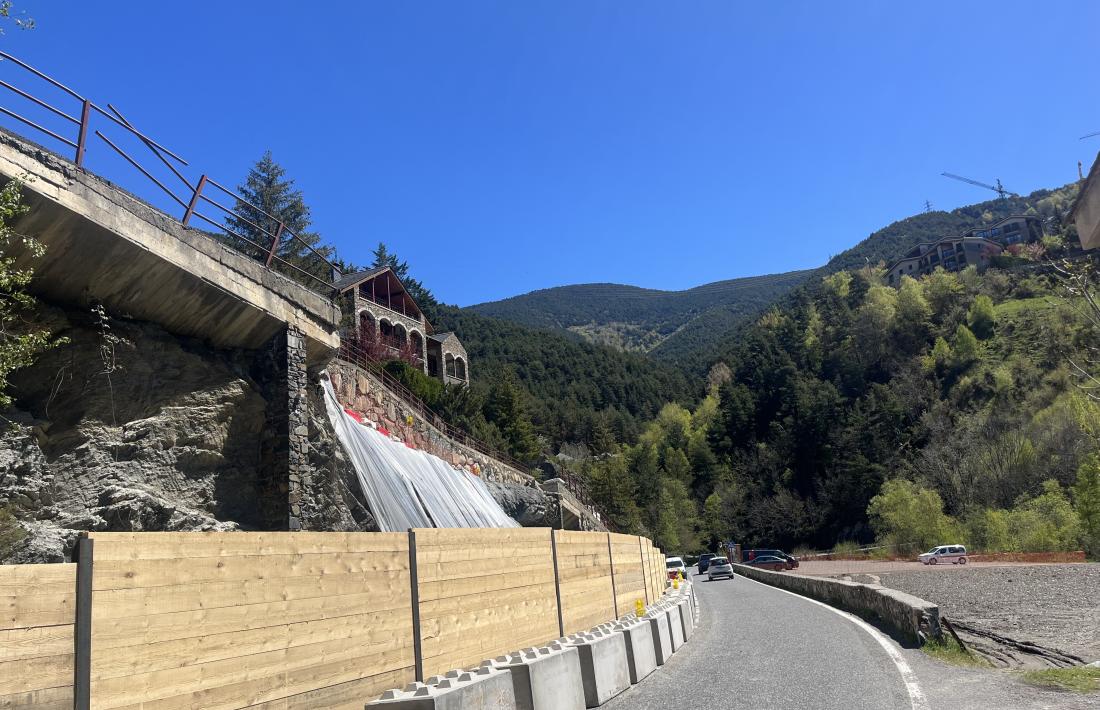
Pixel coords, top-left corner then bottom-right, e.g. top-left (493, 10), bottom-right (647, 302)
top-left (0, 563), bottom-right (76, 710)
top-left (0, 529), bottom-right (669, 709)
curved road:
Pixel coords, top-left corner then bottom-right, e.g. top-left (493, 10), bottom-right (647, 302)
top-left (605, 567), bottom-right (1097, 710)
top-left (605, 569), bottom-right (914, 709)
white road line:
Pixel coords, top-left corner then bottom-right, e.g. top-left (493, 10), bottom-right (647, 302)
top-left (740, 576), bottom-right (930, 710)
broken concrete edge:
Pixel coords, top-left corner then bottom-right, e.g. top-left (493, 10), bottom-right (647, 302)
top-left (0, 127), bottom-right (341, 353)
top-left (367, 584), bottom-right (695, 708)
top-left (732, 563), bottom-right (942, 645)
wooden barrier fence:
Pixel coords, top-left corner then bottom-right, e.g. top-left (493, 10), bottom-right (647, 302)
top-left (0, 530), bottom-right (669, 710)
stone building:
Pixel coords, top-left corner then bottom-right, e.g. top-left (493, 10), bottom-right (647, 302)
top-left (333, 266), bottom-right (470, 386)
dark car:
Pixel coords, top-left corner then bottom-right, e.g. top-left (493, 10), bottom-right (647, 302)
top-left (745, 548), bottom-right (799, 570)
top-left (698, 552), bottom-right (719, 573)
top-left (743, 555), bottom-right (788, 572)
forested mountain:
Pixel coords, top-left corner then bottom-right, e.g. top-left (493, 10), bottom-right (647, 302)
top-left (467, 271), bottom-right (813, 361)
top-left (467, 184), bottom-right (1080, 377)
top-left (585, 241), bottom-right (1100, 558)
top-left (426, 305), bottom-right (697, 450)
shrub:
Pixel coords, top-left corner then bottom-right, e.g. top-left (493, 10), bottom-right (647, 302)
top-left (867, 479), bottom-right (961, 553)
top-left (383, 360), bottom-right (443, 407)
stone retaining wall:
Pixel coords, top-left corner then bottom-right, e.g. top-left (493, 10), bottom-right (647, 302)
top-left (327, 360), bottom-right (532, 488)
top-left (733, 564), bottom-right (942, 644)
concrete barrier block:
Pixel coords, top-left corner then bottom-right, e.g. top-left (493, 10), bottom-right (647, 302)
top-left (566, 629), bottom-right (632, 707)
top-left (483, 642), bottom-right (585, 710)
top-left (367, 666), bottom-right (516, 709)
top-left (644, 609), bottom-right (673, 665)
top-left (675, 597), bottom-right (694, 640)
top-left (611, 617), bottom-right (657, 684)
top-left (664, 603), bottom-right (685, 651)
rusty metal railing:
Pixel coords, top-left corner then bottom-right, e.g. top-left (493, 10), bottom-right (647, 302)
top-left (0, 51), bottom-right (341, 292)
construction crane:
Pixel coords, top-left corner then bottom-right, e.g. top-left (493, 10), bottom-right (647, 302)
top-left (941, 172), bottom-right (1019, 199)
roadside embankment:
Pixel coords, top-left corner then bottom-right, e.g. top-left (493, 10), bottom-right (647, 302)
top-left (733, 564), bottom-right (942, 644)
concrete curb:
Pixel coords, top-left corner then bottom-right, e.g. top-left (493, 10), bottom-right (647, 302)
top-left (732, 564), bottom-right (942, 643)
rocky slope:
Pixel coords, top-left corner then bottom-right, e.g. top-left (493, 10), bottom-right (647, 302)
top-left (0, 301), bottom-right (365, 562)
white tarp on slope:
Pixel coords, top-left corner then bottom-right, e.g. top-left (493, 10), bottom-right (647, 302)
top-left (321, 376), bottom-right (519, 531)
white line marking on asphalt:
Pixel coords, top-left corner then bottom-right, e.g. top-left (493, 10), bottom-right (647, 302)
top-left (740, 576), bottom-right (930, 710)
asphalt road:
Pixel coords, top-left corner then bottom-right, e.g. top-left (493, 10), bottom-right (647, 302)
top-left (604, 568), bottom-right (914, 710)
top-left (604, 568), bottom-right (1100, 710)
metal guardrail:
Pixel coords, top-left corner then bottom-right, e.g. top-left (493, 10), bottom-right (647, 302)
top-left (0, 51), bottom-right (341, 292)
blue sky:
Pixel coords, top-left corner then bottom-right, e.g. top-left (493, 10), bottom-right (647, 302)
top-left (2, 2), bottom-right (1098, 305)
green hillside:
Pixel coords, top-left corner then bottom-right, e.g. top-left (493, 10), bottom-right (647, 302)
top-left (427, 304), bottom-right (697, 450)
top-left (468, 270), bottom-right (814, 360)
top-left (818, 184), bottom-right (1078, 275)
top-left (465, 184), bottom-right (1080, 377)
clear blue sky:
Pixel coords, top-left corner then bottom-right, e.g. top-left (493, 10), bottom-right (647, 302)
top-left (2, 2), bottom-right (1098, 305)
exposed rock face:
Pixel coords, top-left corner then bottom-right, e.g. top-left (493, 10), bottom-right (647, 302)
top-left (0, 302), bottom-right (367, 562)
top-left (485, 480), bottom-right (554, 527)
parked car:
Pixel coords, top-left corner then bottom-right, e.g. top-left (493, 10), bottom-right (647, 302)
top-left (707, 556), bottom-right (735, 580)
top-left (666, 556), bottom-right (688, 580)
top-left (918, 545), bottom-right (968, 565)
top-left (698, 552), bottom-right (719, 573)
top-left (743, 555), bottom-right (788, 571)
top-left (744, 549), bottom-right (799, 570)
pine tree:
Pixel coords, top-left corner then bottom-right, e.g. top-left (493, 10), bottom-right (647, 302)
top-left (484, 372), bottom-right (541, 464)
top-left (225, 152), bottom-right (332, 285)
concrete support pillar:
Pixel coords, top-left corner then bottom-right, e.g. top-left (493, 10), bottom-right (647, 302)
top-left (256, 325), bottom-right (309, 531)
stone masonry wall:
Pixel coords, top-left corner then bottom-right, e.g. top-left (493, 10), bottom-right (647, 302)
top-left (327, 360), bottom-right (532, 488)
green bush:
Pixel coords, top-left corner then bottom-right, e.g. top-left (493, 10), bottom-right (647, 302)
top-left (1007, 480), bottom-right (1080, 552)
top-left (868, 479), bottom-right (961, 552)
top-left (383, 360), bottom-right (444, 407)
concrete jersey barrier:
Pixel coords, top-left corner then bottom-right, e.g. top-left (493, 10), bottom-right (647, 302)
top-left (732, 564), bottom-right (942, 643)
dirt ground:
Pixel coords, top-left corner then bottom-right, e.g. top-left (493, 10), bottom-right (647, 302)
top-left (797, 560), bottom-right (1100, 665)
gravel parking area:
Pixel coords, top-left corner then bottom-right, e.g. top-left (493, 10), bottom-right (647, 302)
top-left (877, 564), bottom-right (1100, 663)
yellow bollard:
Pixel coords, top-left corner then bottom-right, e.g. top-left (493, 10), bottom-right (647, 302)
top-left (635, 598), bottom-right (645, 618)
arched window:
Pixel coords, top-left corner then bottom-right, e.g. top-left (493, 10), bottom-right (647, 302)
top-left (455, 357), bottom-right (467, 381)
top-left (379, 318), bottom-right (394, 339)
top-left (393, 323), bottom-right (407, 346)
top-left (410, 330), bottom-right (424, 359)
top-left (359, 311), bottom-right (375, 334)
top-left (445, 353), bottom-right (456, 378)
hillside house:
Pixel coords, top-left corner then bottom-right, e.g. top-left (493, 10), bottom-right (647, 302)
top-left (334, 267), bottom-right (470, 386)
top-left (885, 215), bottom-right (1043, 286)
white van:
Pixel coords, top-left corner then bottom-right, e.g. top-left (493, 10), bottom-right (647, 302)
top-left (918, 545), bottom-right (967, 565)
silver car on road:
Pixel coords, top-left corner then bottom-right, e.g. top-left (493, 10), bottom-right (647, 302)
top-left (707, 556), bottom-right (735, 580)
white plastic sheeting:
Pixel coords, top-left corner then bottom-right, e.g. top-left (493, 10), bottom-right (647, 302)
top-left (321, 376), bottom-right (519, 531)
